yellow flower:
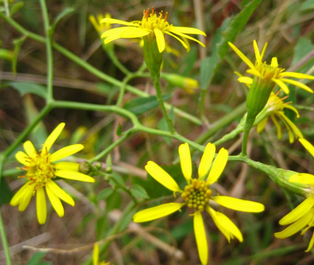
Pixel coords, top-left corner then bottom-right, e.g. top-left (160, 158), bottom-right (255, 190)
top-left (93, 244), bottom-right (112, 265)
top-left (100, 7), bottom-right (206, 53)
top-left (89, 13), bottom-right (112, 34)
top-left (229, 40), bottom-right (314, 94)
top-left (10, 123), bottom-right (95, 224)
top-left (257, 92), bottom-right (303, 143)
top-left (275, 139), bottom-right (314, 252)
top-left (133, 143), bottom-right (264, 265)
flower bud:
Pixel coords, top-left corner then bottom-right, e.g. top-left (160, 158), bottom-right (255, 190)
top-left (161, 73), bottom-right (199, 93)
top-left (79, 161), bottom-right (92, 174)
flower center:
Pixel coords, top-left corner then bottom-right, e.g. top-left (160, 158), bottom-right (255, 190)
top-left (22, 150), bottom-right (55, 188)
top-left (256, 62), bottom-right (284, 81)
top-left (181, 179), bottom-right (212, 212)
top-left (139, 7), bottom-right (170, 31)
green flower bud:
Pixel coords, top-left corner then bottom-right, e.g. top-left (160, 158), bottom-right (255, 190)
top-left (79, 161), bottom-right (92, 174)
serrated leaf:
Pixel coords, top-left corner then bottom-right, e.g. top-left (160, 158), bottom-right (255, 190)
top-left (0, 179), bottom-right (13, 206)
top-left (12, 36), bottom-right (27, 75)
top-left (124, 94), bottom-right (171, 115)
top-left (130, 184), bottom-right (150, 199)
top-left (50, 7), bottom-right (75, 35)
top-left (96, 188), bottom-right (114, 201)
top-left (8, 82), bottom-right (47, 98)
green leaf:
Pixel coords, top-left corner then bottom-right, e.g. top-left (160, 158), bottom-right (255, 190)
top-left (0, 48), bottom-right (13, 61)
top-left (130, 184), bottom-right (150, 199)
top-left (10, 2), bottom-right (24, 16)
top-left (12, 36), bottom-right (27, 75)
top-left (301, 0), bottom-right (314, 11)
top-left (0, 179), bottom-right (13, 206)
top-left (96, 188), bottom-right (114, 201)
top-left (7, 82), bottom-right (47, 98)
top-left (123, 94), bottom-right (171, 115)
top-left (109, 172), bottom-right (125, 188)
top-left (26, 252), bottom-right (51, 265)
top-left (50, 7), bottom-right (75, 35)
top-left (116, 123), bottom-right (122, 136)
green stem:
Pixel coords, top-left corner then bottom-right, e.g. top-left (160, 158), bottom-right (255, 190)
top-left (241, 112), bottom-right (255, 156)
top-left (0, 158), bottom-right (12, 265)
top-left (3, 0), bottom-right (10, 17)
top-left (105, 47), bottom-right (130, 75)
top-left (0, 13), bottom-right (202, 126)
top-left (89, 128), bottom-right (135, 163)
top-left (116, 74), bottom-right (136, 107)
top-left (195, 102), bottom-right (247, 144)
top-left (150, 72), bottom-right (176, 134)
top-left (40, 0), bottom-right (54, 101)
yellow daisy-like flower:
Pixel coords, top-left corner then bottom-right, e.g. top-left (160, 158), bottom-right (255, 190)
top-left (100, 7), bottom-right (206, 53)
top-left (257, 92), bottom-right (303, 143)
top-left (10, 123), bottom-right (95, 224)
top-left (275, 139), bottom-right (314, 251)
top-left (229, 40), bottom-right (314, 94)
top-left (133, 143), bottom-right (265, 265)
top-left (89, 13), bottom-right (112, 34)
top-left (93, 244), bottom-right (112, 265)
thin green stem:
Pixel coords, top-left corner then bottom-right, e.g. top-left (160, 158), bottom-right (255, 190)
top-left (3, 0), bottom-right (10, 17)
top-left (40, 0), bottom-right (54, 101)
top-left (105, 47), bottom-right (130, 75)
top-left (0, 158), bottom-right (12, 265)
top-left (89, 128), bottom-right (135, 163)
top-left (0, 13), bottom-right (202, 126)
top-left (116, 74), bottom-right (136, 107)
top-left (195, 102), bottom-right (247, 144)
top-left (241, 112), bottom-right (255, 156)
top-left (150, 72), bottom-right (176, 134)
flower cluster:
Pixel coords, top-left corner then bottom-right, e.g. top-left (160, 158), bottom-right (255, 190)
top-left (11, 123), bottom-right (95, 224)
top-left (133, 143), bottom-right (264, 265)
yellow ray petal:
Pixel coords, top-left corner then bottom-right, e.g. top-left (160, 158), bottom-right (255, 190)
top-left (299, 138), bottom-right (314, 157)
top-left (47, 181), bottom-right (75, 206)
top-left (170, 26), bottom-right (206, 36)
top-left (279, 195), bottom-right (314, 225)
top-left (15, 151), bottom-right (30, 166)
top-left (23, 141), bottom-right (37, 158)
top-left (279, 113), bottom-right (303, 138)
top-left (154, 28), bottom-right (166, 53)
top-left (170, 31), bottom-right (205, 47)
top-left (271, 57), bottom-right (278, 68)
top-left (271, 115), bottom-right (282, 140)
top-left (198, 143), bottom-right (216, 179)
top-left (207, 148), bottom-right (228, 185)
top-left (281, 78), bottom-right (314, 94)
top-left (246, 68), bottom-right (263, 78)
top-left (145, 161), bottom-right (181, 192)
top-left (253, 40), bottom-right (261, 63)
top-left (260, 42), bottom-right (268, 61)
top-left (133, 203), bottom-right (184, 223)
top-left (42, 123), bottom-right (65, 153)
top-left (100, 18), bottom-right (135, 26)
top-left (280, 72), bottom-right (314, 80)
top-left (228, 42), bottom-right (256, 71)
top-left (36, 187), bottom-right (47, 225)
top-left (101, 27), bottom-right (130, 38)
top-left (305, 231), bottom-right (314, 252)
top-left (164, 31), bottom-right (188, 50)
top-left (93, 244), bottom-right (99, 265)
top-left (55, 170), bottom-right (95, 183)
top-left (120, 28), bottom-right (150, 38)
top-left (277, 113), bottom-right (295, 143)
top-left (275, 211), bottom-right (313, 238)
top-left (283, 104), bottom-right (299, 117)
top-left (54, 162), bottom-right (79, 171)
top-left (46, 186), bottom-right (64, 217)
top-left (178, 143), bottom-right (192, 183)
top-left (207, 207), bottom-right (243, 242)
top-left (212, 196), bottom-right (265, 212)
top-left (257, 117), bottom-right (268, 133)
top-left (289, 173), bottom-right (314, 185)
top-left (50, 144), bottom-right (84, 162)
top-left (10, 182), bottom-right (34, 206)
top-left (272, 78), bottom-right (290, 94)
top-left (238, 76), bottom-right (253, 84)
top-left (18, 185), bottom-right (35, 211)
top-left (193, 212), bottom-right (208, 265)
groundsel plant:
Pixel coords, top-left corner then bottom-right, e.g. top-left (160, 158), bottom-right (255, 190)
top-left (0, 2), bottom-right (314, 265)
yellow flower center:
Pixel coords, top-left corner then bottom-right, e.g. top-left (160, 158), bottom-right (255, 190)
top-left (255, 61), bottom-right (284, 81)
top-left (139, 7), bottom-right (170, 31)
top-left (181, 179), bottom-right (212, 212)
top-left (22, 150), bottom-right (55, 188)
